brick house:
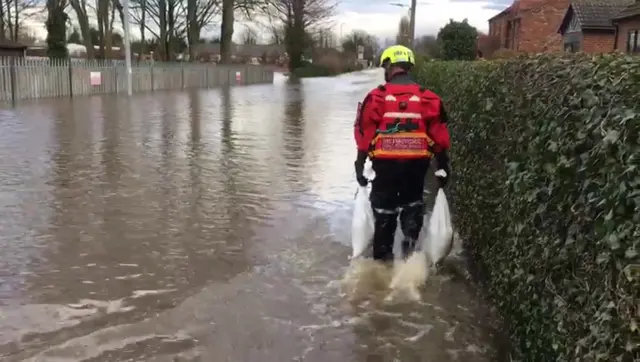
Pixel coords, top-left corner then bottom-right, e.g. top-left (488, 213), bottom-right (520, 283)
top-left (558, 0), bottom-right (634, 53)
top-left (487, 0), bottom-right (569, 54)
top-left (612, 0), bottom-right (640, 53)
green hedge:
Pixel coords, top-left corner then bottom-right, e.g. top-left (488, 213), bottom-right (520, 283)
top-left (414, 54), bottom-right (639, 361)
top-left (292, 62), bottom-right (334, 78)
top-left (292, 60), bottom-right (362, 78)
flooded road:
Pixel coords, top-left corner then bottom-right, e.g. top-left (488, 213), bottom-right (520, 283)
top-left (0, 70), bottom-right (502, 361)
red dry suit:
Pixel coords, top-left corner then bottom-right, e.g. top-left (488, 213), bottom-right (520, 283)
top-left (353, 83), bottom-right (451, 160)
top-left (353, 78), bottom-right (451, 262)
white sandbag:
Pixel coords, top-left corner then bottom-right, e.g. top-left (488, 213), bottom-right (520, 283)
top-left (363, 158), bottom-right (376, 180)
top-left (350, 186), bottom-right (375, 259)
top-left (425, 188), bottom-right (454, 266)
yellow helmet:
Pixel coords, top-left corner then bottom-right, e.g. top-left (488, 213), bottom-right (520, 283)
top-left (379, 45), bottom-right (415, 67)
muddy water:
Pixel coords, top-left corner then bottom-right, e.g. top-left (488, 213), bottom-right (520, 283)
top-left (0, 70), bottom-right (502, 361)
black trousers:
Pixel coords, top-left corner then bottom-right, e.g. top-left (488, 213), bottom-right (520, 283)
top-left (369, 158), bottom-right (430, 261)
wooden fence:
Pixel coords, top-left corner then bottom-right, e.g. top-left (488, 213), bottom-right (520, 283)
top-left (0, 58), bottom-right (275, 104)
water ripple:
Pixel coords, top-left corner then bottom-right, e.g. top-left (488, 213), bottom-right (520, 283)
top-left (0, 70), bottom-right (504, 361)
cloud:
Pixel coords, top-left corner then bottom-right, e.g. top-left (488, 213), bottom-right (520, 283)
top-left (336, 0), bottom-right (501, 39)
top-left (23, 0), bottom-right (501, 45)
top-left (483, 3), bottom-right (508, 10)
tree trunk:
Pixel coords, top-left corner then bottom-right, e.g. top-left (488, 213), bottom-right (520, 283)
top-left (106, 2), bottom-right (116, 58)
top-left (287, 1), bottom-right (305, 70)
top-left (6, 1), bottom-right (13, 41)
top-left (69, 1), bottom-right (95, 59)
top-left (46, 0), bottom-right (69, 59)
top-left (167, 0), bottom-right (176, 60)
top-left (158, 0), bottom-right (167, 60)
top-left (139, 0), bottom-right (146, 59)
top-left (187, 0), bottom-right (198, 61)
top-left (0, 0), bottom-right (5, 42)
top-left (409, 0), bottom-right (416, 46)
top-left (220, 0), bottom-right (234, 64)
top-left (97, 10), bottom-right (106, 58)
top-left (13, 0), bottom-right (19, 41)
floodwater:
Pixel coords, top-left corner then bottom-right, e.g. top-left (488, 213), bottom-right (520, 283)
top-left (0, 70), bottom-right (503, 361)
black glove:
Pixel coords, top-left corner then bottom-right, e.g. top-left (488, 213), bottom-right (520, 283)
top-left (435, 151), bottom-right (450, 188)
top-left (354, 151), bottom-right (369, 187)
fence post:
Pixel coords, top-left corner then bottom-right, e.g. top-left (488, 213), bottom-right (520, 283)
top-left (114, 61), bottom-right (118, 94)
top-left (150, 61), bottom-right (155, 92)
top-left (68, 59), bottom-right (73, 98)
top-left (9, 57), bottom-right (16, 106)
top-left (205, 65), bottom-right (209, 88)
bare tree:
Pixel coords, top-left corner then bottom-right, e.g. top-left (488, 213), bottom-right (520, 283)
top-left (1, 0), bottom-right (38, 41)
top-left (68, 0), bottom-right (95, 58)
top-left (240, 26), bottom-right (257, 44)
top-left (186, 0), bottom-right (220, 61)
top-left (95, 0), bottom-right (116, 58)
top-left (128, 0), bottom-right (185, 60)
top-left (267, 25), bottom-right (284, 45)
top-left (219, 0), bottom-right (260, 63)
top-left (263, 0), bottom-right (336, 69)
top-left (254, 9), bottom-right (283, 45)
top-left (341, 30), bottom-right (376, 53)
top-left (219, 0), bottom-right (233, 63)
top-left (313, 27), bottom-right (333, 48)
top-left (341, 29), bottom-right (379, 63)
top-left (396, 15), bottom-right (410, 46)
top-left (414, 34), bottom-right (439, 58)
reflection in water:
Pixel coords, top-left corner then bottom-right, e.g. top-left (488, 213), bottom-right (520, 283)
top-left (189, 90), bottom-right (201, 145)
top-left (0, 72), bottom-right (503, 361)
top-left (283, 81), bottom-right (304, 161)
top-left (282, 82), bottom-right (306, 194)
top-left (221, 85), bottom-right (233, 152)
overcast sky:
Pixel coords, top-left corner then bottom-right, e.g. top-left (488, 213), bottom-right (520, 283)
top-left (23, 0), bottom-right (509, 44)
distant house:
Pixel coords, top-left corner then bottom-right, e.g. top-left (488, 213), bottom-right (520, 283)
top-left (0, 40), bottom-right (27, 57)
top-left (193, 43), bottom-right (287, 64)
top-left (476, 33), bottom-right (500, 57)
top-left (26, 43), bottom-right (131, 60)
top-left (487, 0), bottom-right (570, 53)
top-left (558, 0), bottom-right (634, 53)
top-left (612, 0), bottom-right (640, 54)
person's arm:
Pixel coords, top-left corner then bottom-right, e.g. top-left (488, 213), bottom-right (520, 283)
top-left (428, 101), bottom-right (452, 184)
top-left (428, 101), bottom-right (451, 153)
top-left (354, 91), bottom-right (381, 158)
top-left (353, 90), bottom-right (381, 184)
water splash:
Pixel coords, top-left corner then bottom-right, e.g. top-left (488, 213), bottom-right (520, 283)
top-left (387, 252), bottom-right (430, 303)
top-left (340, 258), bottom-right (392, 305)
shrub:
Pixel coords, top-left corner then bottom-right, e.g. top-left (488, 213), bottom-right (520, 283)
top-left (291, 61), bottom-right (332, 77)
top-left (490, 48), bottom-right (520, 59)
top-left (316, 53), bottom-right (344, 74)
top-left (414, 54), bottom-right (639, 361)
top-left (291, 54), bottom-right (359, 77)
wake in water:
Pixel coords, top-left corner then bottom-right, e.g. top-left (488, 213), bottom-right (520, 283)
top-left (341, 252), bottom-right (431, 305)
top-left (388, 252), bottom-right (430, 302)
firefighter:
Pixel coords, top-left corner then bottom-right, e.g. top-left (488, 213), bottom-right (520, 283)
top-left (353, 45), bottom-right (451, 262)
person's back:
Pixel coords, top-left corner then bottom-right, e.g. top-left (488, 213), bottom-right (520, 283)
top-left (353, 45), bottom-right (451, 262)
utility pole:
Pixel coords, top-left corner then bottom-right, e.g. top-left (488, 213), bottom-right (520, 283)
top-left (123, 0), bottom-right (133, 96)
top-left (391, 1), bottom-right (425, 46)
top-left (409, 0), bottom-right (417, 46)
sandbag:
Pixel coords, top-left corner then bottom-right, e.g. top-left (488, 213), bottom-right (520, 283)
top-left (425, 188), bottom-right (454, 265)
top-left (362, 158), bottom-right (375, 180)
top-left (350, 185), bottom-right (374, 259)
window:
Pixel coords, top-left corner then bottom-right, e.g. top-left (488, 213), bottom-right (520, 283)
top-left (505, 21), bottom-right (512, 49)
top-left (627, 30), bottom-right (640, 54)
